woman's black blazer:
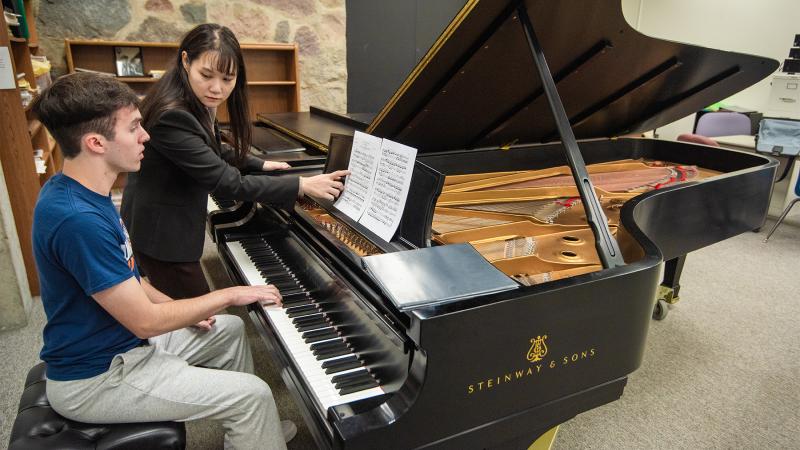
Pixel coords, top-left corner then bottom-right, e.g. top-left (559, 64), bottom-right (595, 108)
top-left (120, 109), bottom-right (299, 262)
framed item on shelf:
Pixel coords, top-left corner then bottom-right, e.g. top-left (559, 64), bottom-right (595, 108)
top-left (114, 46), bottom-right (144, 77)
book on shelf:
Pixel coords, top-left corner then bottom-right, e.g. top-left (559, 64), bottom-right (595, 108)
top-left (2, 0), bottom-right (27, 38)
top-left (362, 243), bottom-right (519, 311)
top-left (4, 9), bottom-right (20, 26)
top-left (74, 67), bottom-right (116, 77)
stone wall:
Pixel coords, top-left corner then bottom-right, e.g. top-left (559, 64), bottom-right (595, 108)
top-left (0, 159), bottom-right (32, 331)
top-left (35, 0), bottom-right (347, 112)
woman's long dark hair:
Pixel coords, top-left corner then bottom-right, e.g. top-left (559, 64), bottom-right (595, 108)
top-left (141, 23), bottom-right (251, 164)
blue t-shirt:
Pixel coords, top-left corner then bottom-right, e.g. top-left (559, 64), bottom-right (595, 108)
top-left (33, 173), bottom-right (144, 381)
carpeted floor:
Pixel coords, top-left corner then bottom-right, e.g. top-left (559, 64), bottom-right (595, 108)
top-left (2, 215), bottom-right (798, 449)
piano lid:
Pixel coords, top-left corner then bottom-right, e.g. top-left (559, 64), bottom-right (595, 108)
top-left (367, 0), bottom-right (778, 153)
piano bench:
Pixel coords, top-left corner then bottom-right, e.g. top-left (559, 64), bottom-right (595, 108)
top-left (8, 362), bottom-right (186, 450)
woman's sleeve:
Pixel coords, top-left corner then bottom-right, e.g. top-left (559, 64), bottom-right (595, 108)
top-left (149, 110), bottom-right (299, 210)
top-left (219, 141), bottom-right (265, 173)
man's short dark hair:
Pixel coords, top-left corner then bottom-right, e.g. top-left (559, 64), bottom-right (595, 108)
top-left (31, 73), bottom-right (140, 159)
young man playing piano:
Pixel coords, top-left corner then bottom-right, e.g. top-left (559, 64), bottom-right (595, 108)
top-left (31, 72), bottom-right (296, 449)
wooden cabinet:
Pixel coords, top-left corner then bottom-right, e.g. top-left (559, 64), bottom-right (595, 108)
top-left (64, 40), bottom-right (300, 123)
top-left (0, 0), bottom-right (61, 295)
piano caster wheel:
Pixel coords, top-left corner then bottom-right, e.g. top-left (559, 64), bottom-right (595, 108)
top-left (652, 299), bottom-right (669, 320)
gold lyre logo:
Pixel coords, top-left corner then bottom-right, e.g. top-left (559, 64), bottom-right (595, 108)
top-left (526, 335), bottom-right (548, 362)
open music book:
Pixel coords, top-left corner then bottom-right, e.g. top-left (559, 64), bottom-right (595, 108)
top-left (362, 244), bottom-right (519, 310)
top-left (334, 131), bottom-right (417, 242)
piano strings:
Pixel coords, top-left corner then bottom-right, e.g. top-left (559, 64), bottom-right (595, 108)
top-left (297, 159), bottom-right (717, 288)
top-left (432, 159), bottom-right (714, 286)
top-left (431, 212), bottom-right (514, 234)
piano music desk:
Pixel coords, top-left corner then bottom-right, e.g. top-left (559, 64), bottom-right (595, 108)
top-left (715, 135), bottom-right (800, 222)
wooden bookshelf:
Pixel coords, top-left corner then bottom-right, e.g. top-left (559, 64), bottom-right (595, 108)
top-left (0, 0), bottom-right (61, 295)
top-left (64, 39), bottom-right (301, 123)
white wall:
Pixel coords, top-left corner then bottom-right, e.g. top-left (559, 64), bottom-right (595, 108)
top-left (621, 0), bottom-right (800, 139)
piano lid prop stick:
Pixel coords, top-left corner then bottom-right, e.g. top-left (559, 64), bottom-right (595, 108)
top-left (516, 2), bottom-right (625, 269)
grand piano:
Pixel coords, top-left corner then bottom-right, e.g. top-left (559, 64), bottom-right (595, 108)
top-left (213, 1), bottom-right (778, 448)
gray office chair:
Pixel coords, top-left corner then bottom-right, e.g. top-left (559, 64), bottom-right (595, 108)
top-left (695, 111), bottom-right (752, 137)
top-left (756, 118), bottom-right (800, 242)
top-left (763, 176), bottom-right (800, 242)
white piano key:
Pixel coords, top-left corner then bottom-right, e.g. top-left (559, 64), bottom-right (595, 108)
top-left (208, 195), bottom-right (220, 213)
top-left (264, 305), bottom-right (384, 411)
top-left (227, 241), bottom-right (266, 286)
top-left (226, 238), bottom-right (384, 413)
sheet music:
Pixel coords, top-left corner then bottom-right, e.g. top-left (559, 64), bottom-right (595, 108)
top-left (359, 139), bottom-right (416, 241)
top-left (334, 130), bottom-right (417, 242)
top-left (334, 131), bottom-right (382, 220)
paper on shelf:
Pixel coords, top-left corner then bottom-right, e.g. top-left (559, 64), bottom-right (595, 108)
top-left (0, 47), bottom-right (16, 90)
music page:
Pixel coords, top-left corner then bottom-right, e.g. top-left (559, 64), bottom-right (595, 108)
top-left (334, 131), bottom-right (382, 220)
top-left (333, 131), bottom-right (417, 242)
top-left (359, 139), bottom-right (417, 241)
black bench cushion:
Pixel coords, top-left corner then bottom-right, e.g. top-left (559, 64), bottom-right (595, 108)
top-left (8, 362), bottom-right (186, 450)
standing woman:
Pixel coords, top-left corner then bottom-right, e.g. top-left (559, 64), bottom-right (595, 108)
top-left (122, 23), bottom-right (347, 299)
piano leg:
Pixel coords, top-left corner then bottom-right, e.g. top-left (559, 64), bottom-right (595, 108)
top-left (654, 255), bottom-right (686, 320)
top-left (529, 426), bottom-right (559, 450)
top-left (486, 426), bottom-right (559, 450)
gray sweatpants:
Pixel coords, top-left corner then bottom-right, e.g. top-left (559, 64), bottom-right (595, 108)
top-left (46, 314), bottom-right (286, 450)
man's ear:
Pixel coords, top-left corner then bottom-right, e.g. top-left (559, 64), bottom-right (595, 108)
top-left (82, 133), bottom-right (106, 155)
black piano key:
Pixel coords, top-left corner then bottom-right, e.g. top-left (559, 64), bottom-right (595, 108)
top-left (302, 327), bottom-right (334, 338)
top-left (263, 274), bottom-right (297, 283)
top-left (284, 299), bottom-right (313, 308)
top-left (270, 281), bottom-right (303, 291)
top-left (315, 346), bottom-right (350, 360)
top-left (325, 360), bottom-right (363, 374)
top-left (257, 267), bottom-right (285, 274)
top-left (296, 321), bottom-right (329, 332)
top-left (258, 271), bottom-right (292, 280)
top-left (303, 329), bottom-right (338, 343)
top-left (312, 342), bottom-right (349, 357)
top-left (282, 298), bottom-right (313, 308)
top-left (262, 276), bottom-right (296, 284)
top-left (295, 320), bottom-right (326, 331)
top-left (287, 288), bottom-right (318, 298)
top-left (252, 257), bottom-right (283, 265)
top-left (294, 315), bottom-right (325, 326)
top-left (256, 265), bottom-right (289, 274)
top-left (292, 314), bottom-right (324, 325)
top-left (250, 254), bottom-right (278, 261)
top-left (310, 338), bottom-right (344, 352)
top-left (250, 253), bottom-right (280, 260)
top-left (333, 372), bottom-right (374, 389)
top-left (321, 354), bottom-right (357, 368)
top-left (249, 252), bottom-right (279, 260)
top-left (338, 379), bottom-right (379, 396)
top-left (286, 305), bottom-right (318, 318)
top-left (283, 291), bottom-right (311, 300)
top-left (331, 369), bottom-right (368, 384)
top-left (335, 377), bottom-right (376, 393)
top-left (278, 287), bottom-right (308, 297)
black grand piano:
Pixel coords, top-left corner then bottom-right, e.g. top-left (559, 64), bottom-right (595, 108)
top-left (213, 1), bottom-right (778, 448)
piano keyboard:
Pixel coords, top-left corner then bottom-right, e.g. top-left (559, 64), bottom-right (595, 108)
top-left (207, 194), bottom-right (238, 213)
top-left (226, 238), bottom-right (385, 411)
